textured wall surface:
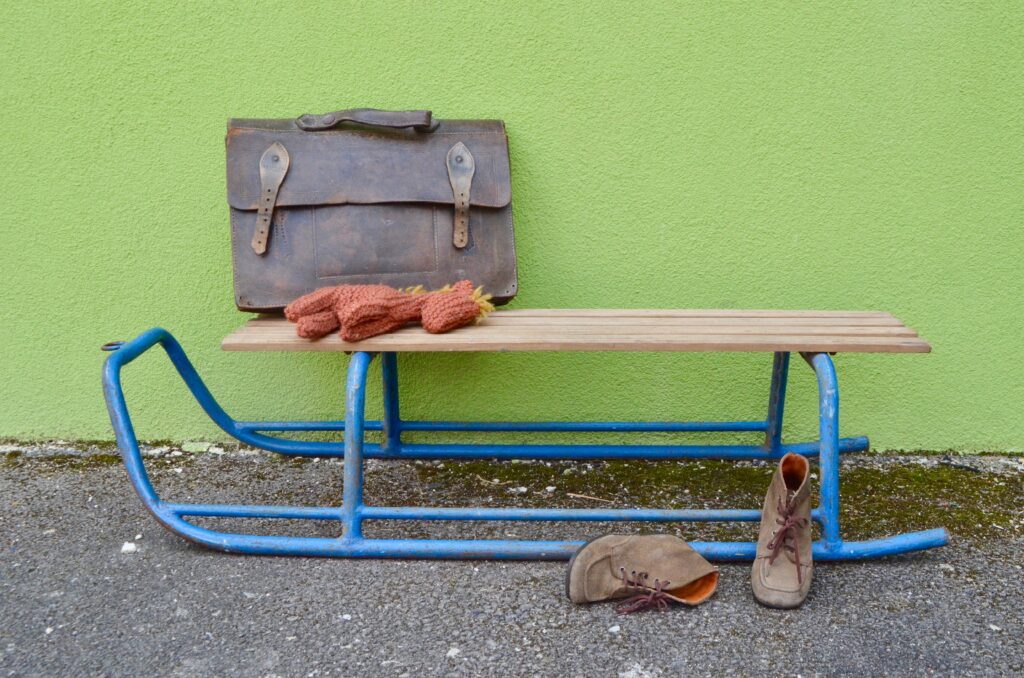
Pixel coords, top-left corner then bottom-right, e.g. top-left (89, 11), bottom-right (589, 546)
top-left (3, 3), bottom-right (1022, 450)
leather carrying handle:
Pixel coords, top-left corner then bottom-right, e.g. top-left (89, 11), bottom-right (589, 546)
top-left (296, 108), bottom-right (437, 132)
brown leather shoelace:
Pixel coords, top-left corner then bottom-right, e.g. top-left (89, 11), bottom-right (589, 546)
top-left (615, 567), bottom-right (673, 615)
top-left (765, 496), bottom-right (809, 583)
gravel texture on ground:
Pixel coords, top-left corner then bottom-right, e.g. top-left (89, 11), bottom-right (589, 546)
top-left (1, 443), bottom-right (1022, 676)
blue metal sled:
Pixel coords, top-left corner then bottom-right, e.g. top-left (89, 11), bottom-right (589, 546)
top-left (102, 328), bottom-right (948, 560)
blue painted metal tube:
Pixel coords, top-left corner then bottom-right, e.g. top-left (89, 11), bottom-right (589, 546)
top-left (236, 420), bottom-right (382, 432)
top-left (381, 352), bottom-right (402, 453)
top-left (341, 352), bottom-right (374, 540)
top-left (134, 513), bottom-right (949, 560)
top-left (102, 332), bottom-right (164, 510)
top-left (100, 328), bottom-right (343, 457)
top-left (807, 528), bottom-right (950, 559)
top-left (166, 503), bottom-right (344, 520)
top-left (807, 352), bottom-right (842, 549)
top-left (217, 432), bottom-right (868, 460)
top-left (765, 352), bottom-right (790, 452)
top-left (360, 506), bottom-right (764, 522)
top-left (102, 329), bottom-right (225, 540)
top-left (147, 515), bottom-right (583, 559)
top-left (159, 502), bottom-right (824, 523)
top-left (363, 437), bottom-right (869, 460)
top-left (234, 419), bottom-right (768, 433)
top-left (690, 528), bottom-right (950, 561)
top-left (402, 420), bottom-right (769, 433)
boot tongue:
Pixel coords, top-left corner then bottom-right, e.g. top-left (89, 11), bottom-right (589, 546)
top-left (788, 474), bottom-right (811, 508)
top-left (774, 454), bottom-right (810, 505)
top-left (774, 479), bottom-right (809, 531)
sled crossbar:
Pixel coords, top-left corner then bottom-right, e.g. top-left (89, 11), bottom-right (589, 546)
top-left (102, 313), bottom-right (947, 561)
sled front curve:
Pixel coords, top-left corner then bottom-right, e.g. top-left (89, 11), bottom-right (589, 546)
top-left (102, 317), bottom-right (948, 561)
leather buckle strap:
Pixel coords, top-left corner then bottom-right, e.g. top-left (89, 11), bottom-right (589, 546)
top-left (446, 142), bottom-right (475, 249)
top-left (251, 142), bottom-right (290, 255)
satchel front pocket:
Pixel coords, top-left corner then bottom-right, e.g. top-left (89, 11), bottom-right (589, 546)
top-left (313, 204), bottom-right (439, 278)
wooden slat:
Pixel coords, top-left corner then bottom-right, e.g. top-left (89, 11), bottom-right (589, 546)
top-left (230, 327), bottom-right (918, 338)
top-left (476, 317), bottom-right (905, 327)
top-left (223, 332), bottom-right (931, 353)
top-left (248, 316), bottom-right (906, 327)
top-left (487, 309), bottom-right (895, 318)
top-left (239, 321), bottom-right (917, 337)
top-left (223, 310), bottom-right (931, 354)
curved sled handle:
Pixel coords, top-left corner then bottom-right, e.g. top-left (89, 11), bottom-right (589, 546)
top-left (296, 108), bottom-right (438, 132)
top-left (102, 328), bottom-right (362, 459)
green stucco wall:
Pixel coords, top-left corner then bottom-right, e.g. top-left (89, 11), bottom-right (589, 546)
top-left (3, 3), bottom-right (1022, 451)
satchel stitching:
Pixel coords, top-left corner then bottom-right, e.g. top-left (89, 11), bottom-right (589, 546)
top-left (313, 207), bottom-right (320, 280)
top-left (231, 212), bottom-right (241, 305)
top-left (432, 207), bottom-right (440, 272)
top-left (232, 126), bottom-right (499, 135)
top-left (501, 205), bottom-right (518, 296)
top-left (235, 193), bottom-right (511, 209)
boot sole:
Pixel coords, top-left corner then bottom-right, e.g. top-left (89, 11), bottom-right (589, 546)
top-left (753, 596), bottom-right (805, 610)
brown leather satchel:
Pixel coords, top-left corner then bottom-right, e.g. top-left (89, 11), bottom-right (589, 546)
top-left (226, 108), bottom-right (517, 311)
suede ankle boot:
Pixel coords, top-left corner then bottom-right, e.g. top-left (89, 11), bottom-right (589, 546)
top-left (566, 534), bottom-right (719, 613)
top-left (751, 453), bottom-right (813, 608)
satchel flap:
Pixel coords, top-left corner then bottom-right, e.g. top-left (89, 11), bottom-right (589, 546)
top-left (226, 119), bottom-right (511, 210)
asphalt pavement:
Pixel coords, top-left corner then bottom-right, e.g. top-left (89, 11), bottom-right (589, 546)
top-left (1, 443), bottom-right (1022, 677)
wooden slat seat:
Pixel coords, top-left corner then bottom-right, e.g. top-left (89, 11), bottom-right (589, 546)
top-left (222, 309), bottom-right (930, 353)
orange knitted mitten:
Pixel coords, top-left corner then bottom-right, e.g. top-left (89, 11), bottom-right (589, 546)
top-left (421, 281), bottom-right (492, 333)
top-left (337, 285), bottom-right (428, 342)
top-left (284, 281), bottom-right (494, 341)
top-left (283, 286), bottom-right (344, 339)
top-left (284, 284), bottom-right (398, 339)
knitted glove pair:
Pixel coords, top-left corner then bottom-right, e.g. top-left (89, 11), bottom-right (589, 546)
top-left (284, 280), bottom-right (494, 341)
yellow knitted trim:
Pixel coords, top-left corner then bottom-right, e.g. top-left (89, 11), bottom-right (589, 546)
top-left (406, 282), bottom-right (493, 321)
top-left (471, 286), bottom-right (495, 321)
